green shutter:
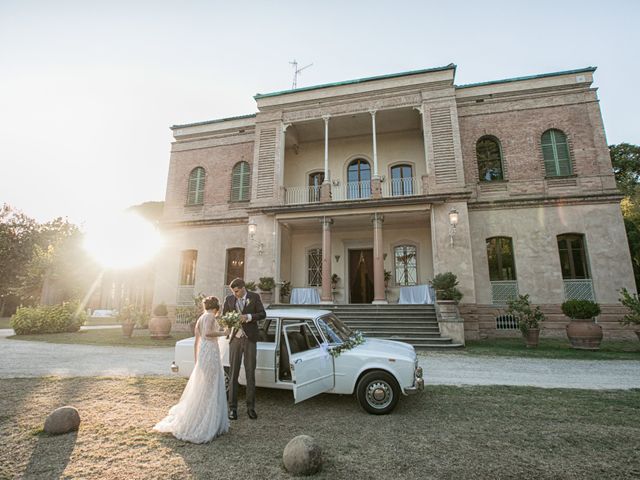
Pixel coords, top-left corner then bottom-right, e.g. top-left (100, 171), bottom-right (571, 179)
top-left (187, 167), bottom-right (205, 205)
top-left (541, 130), bottom-right (571, 177)
top-left (231, 162), bottom-right (251, 202)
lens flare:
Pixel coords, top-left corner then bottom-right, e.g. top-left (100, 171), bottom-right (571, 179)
top-left (84, 212), bottom-right (164, 269)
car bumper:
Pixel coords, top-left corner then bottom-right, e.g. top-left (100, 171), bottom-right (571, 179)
top-left (404, 365), bottom-right (424, 394)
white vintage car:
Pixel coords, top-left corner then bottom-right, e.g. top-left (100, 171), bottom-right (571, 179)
top-left (171, 308), bottom-right (423, 414)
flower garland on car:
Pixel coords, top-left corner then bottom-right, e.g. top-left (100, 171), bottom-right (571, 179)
top-left (218, 311), bottom-right (243, 330)
top-left (328, 331), bottom-right (365, 358)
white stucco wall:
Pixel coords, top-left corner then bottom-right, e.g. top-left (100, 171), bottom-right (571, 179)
top-left (469, 203), bottom-right (635, 305)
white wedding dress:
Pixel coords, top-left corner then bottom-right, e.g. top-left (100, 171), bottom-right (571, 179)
top-left (153, 312), bottom-right (229, 443)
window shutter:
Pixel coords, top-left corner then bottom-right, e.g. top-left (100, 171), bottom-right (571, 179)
top-left (542, 130), bottom-right (571, 177)
top-left (187, 167), bottom-right (205, 205)
top-left (231, 162), bottom-right (250, 202)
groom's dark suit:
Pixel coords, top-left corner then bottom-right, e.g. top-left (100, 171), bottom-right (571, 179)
top-left (223, 290), bottom-right (266, 415)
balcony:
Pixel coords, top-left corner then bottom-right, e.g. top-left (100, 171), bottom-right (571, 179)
top-left (284, 177), bottom-right (421, 206)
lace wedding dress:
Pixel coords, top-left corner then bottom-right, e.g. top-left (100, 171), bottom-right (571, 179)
top-left (153, 312), bottom-right (229, 443)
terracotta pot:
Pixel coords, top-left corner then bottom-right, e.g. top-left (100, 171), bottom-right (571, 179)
top-left (523, 328), bottom-right (540, 348)
top-left (121, 323), bottom-right (135, 338)
top-left (260, 291), bottom-right (273, 305)
top-left (566, 319), bottom-right (603, 350)
top-left (149, 315), bottom-right (172, 339)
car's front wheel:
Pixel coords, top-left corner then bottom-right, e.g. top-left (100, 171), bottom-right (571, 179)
top-left (356, 370), bottom-right (400, 415)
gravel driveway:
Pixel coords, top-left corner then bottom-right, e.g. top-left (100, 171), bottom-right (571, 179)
top-left (1, 328), bottom-right (639, 389)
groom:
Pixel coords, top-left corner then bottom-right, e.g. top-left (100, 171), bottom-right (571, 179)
top-left (223, 277), bottom-right (266, 420)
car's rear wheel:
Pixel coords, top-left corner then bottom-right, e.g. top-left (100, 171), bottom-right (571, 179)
top-left (356, 370), bottom-right (400, 415)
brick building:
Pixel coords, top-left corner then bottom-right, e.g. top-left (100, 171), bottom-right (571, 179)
top-left (154, 64), bottom-right (636, 341)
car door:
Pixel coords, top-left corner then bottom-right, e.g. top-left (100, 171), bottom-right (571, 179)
top-left (283, 322), bottom-right (334, 403)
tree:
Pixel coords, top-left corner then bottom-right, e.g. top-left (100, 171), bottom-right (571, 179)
top-left (610, 143), bottom-right (640, 288)
top-left (0, 205), bottom-right (39, 315)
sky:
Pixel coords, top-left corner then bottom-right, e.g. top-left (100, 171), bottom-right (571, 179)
top-left (1, 0), bottom-right (639, 226)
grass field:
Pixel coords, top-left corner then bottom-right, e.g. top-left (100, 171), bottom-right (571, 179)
top-left (1, 377), bottom-right (638, 479)
top-left (458, 337), bottom-right (640, 360)
top-left (7, 328), bottom-right (192, 348)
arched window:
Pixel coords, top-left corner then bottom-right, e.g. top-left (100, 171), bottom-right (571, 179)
top-left (557, 234), bottom-right (590, 279)
top-left (394, 245), bottom-right (417, 286)
top-left (347, 158), bottom-right (371, 199)
top-left (476, 136), bottom-right (504, 181)
top-left (390, 164), bottom-right (414, 195)
top-left (486, 237), bottom-right (516, 280)
top-left (187, 167), bottom-right (205, 205)
top-left (231, 161), bottom-right (251, 202)
top-left (541, 129), bottom-right (572, 177)
top-left (308, 171), bottom-right (324, 202)
top-left (179, 250), bottom-right (198, 285)
top-left (307, 248), bottom-right (322, 286)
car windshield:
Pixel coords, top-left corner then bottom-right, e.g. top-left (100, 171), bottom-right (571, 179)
top-left (316, 314), bottom-right (353, 344)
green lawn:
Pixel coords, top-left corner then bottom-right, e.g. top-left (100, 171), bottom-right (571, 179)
top-left (7, 327), bottom-right (192, 348)
top-left (458, 337), bottom-right (640, 360)
top-left (1, 377), bottom-right (638, 479)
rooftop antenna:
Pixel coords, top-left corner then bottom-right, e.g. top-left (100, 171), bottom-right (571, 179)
top-left (289, 59), bottom-right (313, 89)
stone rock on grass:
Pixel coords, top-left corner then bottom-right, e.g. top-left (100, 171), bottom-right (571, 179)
top-left (283, 435), bottom-right (322, 476)
top-left (44, 406), bottom-right (80, 435)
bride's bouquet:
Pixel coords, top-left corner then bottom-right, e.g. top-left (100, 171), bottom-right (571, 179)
top-left (219, 311), bottom-right (243, 330)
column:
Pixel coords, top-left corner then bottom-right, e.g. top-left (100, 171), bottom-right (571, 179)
top-left (370, 110), bottom-right (382, 199)
top-left (372, 213), bottom-right (387, 304)
top-left (278, 123), bottom-right (290, 204)
top-left (414, 105), bottom-right (430, 195)
top-left (321, 115), bottom-right (332, 202)
top-left (320, 217), bottom-right (333, 303)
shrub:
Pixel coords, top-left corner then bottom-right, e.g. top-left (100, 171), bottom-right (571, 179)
top-left (116, 304), bottom-right (148, 327)
top-left (507, 294), bottom-right (545, 335)
top-left (618, 288), bottom-right (640, 326)
top-left (561, 299), bottom-right (601, 320)
top-left (11, 302), bottom-right (87, 335)
top-left (152, 303), bottom-right (168, 317)
top-left (258, 277), bottom-right (275, 292)
top-left (245, 281), bottom-right (257, 292)
top-left (280, 281), bottom-right (291, 297)
top-left (430, 272), bottom-right (463, 303)
top-left (331, 273), bottom-right (340, 285)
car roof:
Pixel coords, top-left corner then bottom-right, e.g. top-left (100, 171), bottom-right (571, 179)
top-left (265, 308), bottom-right (332, 320)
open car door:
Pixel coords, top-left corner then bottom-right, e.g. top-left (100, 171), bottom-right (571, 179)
top-left (283, 322), bottom-right (334, 403)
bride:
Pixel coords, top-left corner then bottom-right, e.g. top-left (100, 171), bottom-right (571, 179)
top-left (154, 296), bottom-right (229, 443)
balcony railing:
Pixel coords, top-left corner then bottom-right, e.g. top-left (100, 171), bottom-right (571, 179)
top-left (284, 177), bottom-right (420, 205)
top-left (564, 279), bottom-right (595, 301)
top-left (285, 185), bottom-right (322, 205)
top-left (382, 177), bottom-right (419, 198)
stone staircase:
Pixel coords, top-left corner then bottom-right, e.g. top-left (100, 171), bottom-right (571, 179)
top-left (270, 304), bottom-right (464, 349)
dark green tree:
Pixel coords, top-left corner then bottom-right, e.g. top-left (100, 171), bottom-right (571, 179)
top-left (610, 143), bottom-right (640, 288)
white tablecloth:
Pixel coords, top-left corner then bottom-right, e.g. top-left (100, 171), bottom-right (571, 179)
top-left (398, 285), bottom-right (435, 304)
top-left (290, 288), bottom-right (321, 304)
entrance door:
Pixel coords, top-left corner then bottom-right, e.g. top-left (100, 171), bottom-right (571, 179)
top-left (225, 248), bottom-right (245, 286)
top-left (349, 249), bottom-right (374, 303)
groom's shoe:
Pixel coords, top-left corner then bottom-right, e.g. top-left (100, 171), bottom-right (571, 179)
top-left (247, 409), bottom-right (258, 420)
top-left (228, 408), bottom-right (238, 420)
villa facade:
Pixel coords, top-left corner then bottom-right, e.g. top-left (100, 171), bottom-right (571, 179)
top-left (154, 64), bottom-right (636, 339)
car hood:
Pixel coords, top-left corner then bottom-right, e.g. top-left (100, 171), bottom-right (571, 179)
top-left (350, 337), bottom-right (416, 361)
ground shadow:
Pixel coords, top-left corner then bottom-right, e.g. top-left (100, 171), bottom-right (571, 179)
top-left (22, 431), bottom-right (77, 479)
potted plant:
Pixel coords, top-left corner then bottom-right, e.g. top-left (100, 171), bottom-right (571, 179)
top-left (430, 272), bottom-right (463, 303)
top-left (245, 281), bottom-right (257, 292)
top-left (258, 277), bottom-right (275, 304)
top-left (562, 299), bottom-right (602, 350)
top-left (280, 280), bottom-right (291, 304)
top-left (331, 273), bottom-right (340, 290)
top-left (149, 302), bottom-right (172, 339)
top-left (116, 304), bottom-right (144, 338)
top-left (384, 270), bottom-right (392, 288)
top-left (618, 288), bottom-right (640, 341)
top-left (507, 294), bottom-right (545, 348)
